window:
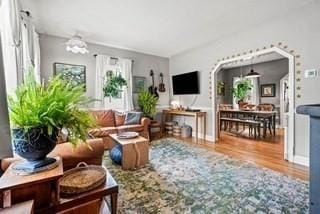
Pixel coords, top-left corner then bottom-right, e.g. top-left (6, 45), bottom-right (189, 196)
top-left (232, 77), bottom-right (259, 108)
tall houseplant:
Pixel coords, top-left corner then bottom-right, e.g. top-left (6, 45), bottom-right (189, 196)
top-left (137, 90), bottom-right (159, 119)
top-left (8, 72), bottom-right (95, 165)
top-left (232, 79), bottom-right (253, 107)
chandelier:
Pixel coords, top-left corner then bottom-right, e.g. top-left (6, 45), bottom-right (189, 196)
top-left (66, 35), bottom-right (89, 54)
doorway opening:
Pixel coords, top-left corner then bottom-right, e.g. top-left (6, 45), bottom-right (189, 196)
top-left (211, 47), bottom-right (295, 162)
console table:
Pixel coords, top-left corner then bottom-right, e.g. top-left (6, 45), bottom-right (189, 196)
top-left (161, 109), bottom-right (207, 142)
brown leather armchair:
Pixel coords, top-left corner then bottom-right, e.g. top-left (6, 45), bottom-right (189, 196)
top-left (1, 138), bottom-right (104, 172)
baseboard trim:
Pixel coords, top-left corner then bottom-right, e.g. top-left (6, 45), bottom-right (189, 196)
top-left (191, 132), bottom-right (215, 142)
top-left (293, 155), bottom-right (309, 167)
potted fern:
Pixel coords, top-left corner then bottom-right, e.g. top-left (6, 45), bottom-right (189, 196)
top-left (232, 79), bottom-right (253, 108)
top-left (8, 72), bottom-right (95, 167)
top-left (137, 90), bottom-right (159, 119)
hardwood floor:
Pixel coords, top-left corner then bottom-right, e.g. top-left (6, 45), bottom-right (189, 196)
top-left (172, 129), bottom-right (309, 181)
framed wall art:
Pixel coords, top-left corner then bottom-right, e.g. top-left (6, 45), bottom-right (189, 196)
top-left (133, 76), bottom-right (146, 93)
top-left (53, 63), bottom-right (86, 90)
top-left (261, 84), bottom-right (276, 97)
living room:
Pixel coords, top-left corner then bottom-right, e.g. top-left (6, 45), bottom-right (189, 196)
top-left (0, 0), bottom-right (320, 213)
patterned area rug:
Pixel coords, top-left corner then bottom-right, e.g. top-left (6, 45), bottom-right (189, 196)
top-left (103, 138), bottom-right (309, 213)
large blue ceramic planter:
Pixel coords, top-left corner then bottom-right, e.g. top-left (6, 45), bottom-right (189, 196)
top-left (12, 128), bottom-right (58, 161)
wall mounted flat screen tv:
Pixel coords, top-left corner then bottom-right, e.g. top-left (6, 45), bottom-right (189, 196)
top-left (172, 71), bottom-right (200, 95)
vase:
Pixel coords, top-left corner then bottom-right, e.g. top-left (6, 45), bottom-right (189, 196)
top-left (238, 101), bottom-right (248, 110)
top-left (12, 127), bottom-right (58, 162)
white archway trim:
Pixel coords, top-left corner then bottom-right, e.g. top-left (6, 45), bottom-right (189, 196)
top-left (211, 46), bottom-right (296, 162)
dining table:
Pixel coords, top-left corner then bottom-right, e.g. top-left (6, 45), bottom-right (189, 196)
top-left (218, 109), bottom-right (277, 138)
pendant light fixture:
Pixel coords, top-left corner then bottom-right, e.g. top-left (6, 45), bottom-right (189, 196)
top-left (66, 35), bottom-right (89, 54)
top-left (246, 57), bottom-right (260, 78)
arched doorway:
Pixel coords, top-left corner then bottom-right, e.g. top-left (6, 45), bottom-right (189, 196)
top-left (211, 47), bottom-right (295, 162)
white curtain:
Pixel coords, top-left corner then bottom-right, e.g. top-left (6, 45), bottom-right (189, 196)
top-left (0, 0), bottom-right (19, 95)
top-left (249, 77), bottom-right (260, 105)
top-left (33, 31), bottom-right (41, 82)
top-left (119, 58), bottom-right (134, 111)
top-left (0, 0), bottom-right (40, 95)
top-left (95, 55), bottom-right (109, 108)
top-left (232, 77), bottom-right (241, 108)
top-left (21, 11), bottom-right (40, 83)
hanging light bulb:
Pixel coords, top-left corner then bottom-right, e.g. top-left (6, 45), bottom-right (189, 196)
top-left (66, 35), bottom-right (89, 54)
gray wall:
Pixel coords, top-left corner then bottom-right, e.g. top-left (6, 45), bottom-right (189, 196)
top-left (39, 34), bottom-right (170, 107)
top-left (169, 2), bottom-right (320, 158)
top-left (219, 59), bottom-right (288, 105)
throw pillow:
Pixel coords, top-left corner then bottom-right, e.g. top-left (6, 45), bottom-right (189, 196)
top-left (124, 112), bottom-right (143, 125)
top-left (91, 110), bottom-right (115, 127)
top-left (114, 111), bottom-right (126, 126)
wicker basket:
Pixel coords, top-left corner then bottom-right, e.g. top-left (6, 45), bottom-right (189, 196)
top-left (59, 162), bottom-right (106, 196)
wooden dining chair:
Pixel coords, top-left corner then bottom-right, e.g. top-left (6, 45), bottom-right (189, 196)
top-left (256, 103), bottom-right (274, 136)
top-left (256, 103), bottom-right (274, 111)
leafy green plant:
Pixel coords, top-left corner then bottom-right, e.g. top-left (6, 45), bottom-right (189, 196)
top-left (137, 90), bottom-right (159, 118)
top-left (103, 73), bottom-right (127, 99)
top-left (232, 79), bottom-right (253, 103)
top-left (8, 71), bottom-right (95, 147)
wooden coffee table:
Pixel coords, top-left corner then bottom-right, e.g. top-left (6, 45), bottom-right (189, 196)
top-left (109, 134), bottom-right (149, 170)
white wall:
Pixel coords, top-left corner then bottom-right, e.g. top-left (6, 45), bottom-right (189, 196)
top-left (39, 34), bottom-right (170, 108)
top-left (169, 2), bottom-right (320, 158)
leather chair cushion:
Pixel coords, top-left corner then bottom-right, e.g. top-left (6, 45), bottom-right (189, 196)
top-left (91, 110), bottom-right (115, 127)
top-left (1, 139), bottom-right (105, 172)
top-left (49, 138), bottom-right (104, 171)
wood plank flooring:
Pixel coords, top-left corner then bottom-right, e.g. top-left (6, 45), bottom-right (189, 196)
top-left (171, 129), bottom-right (309, 181)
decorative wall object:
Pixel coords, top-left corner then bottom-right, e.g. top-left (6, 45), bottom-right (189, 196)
top-left (148, 70), bottom-right (159, 97)
top-left (217, 81), bottom-right (225, 96)
top-left (260, 84), bottom-right (276, 97)
top-left (53, 63), bottom-right (86, 90)
top-left (133, 76), bottom-right (146, 93)
top-left (158, 73), bottom-right (166, 92)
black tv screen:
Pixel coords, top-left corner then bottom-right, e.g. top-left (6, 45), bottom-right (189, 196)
top-left (172, 71), bottom-right (200, 95)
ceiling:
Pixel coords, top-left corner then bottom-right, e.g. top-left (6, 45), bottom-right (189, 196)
top-left (221, 52), bottom-right (285, 69)
top-left (21, 0), bottom-right (314, 57)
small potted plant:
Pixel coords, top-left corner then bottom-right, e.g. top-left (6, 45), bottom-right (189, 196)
top-left (232, 79), bottom-right (253, 109)
top-left (137, 90), bottom-right (159, 119)
top-left (8, 72), bottom-right (95, 166)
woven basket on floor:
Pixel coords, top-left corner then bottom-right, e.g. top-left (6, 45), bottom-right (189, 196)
top-left (59, 162), bottom-right (106, 196)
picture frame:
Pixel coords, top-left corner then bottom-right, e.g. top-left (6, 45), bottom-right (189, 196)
top-left (53, 63), bottom-right (86, 90)
top-left (261, 84), bottom-right (276, 97)
top-left (217, 81), bottom-right (225, 96)
top-left (133, 76), bottom-right (146, 93)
